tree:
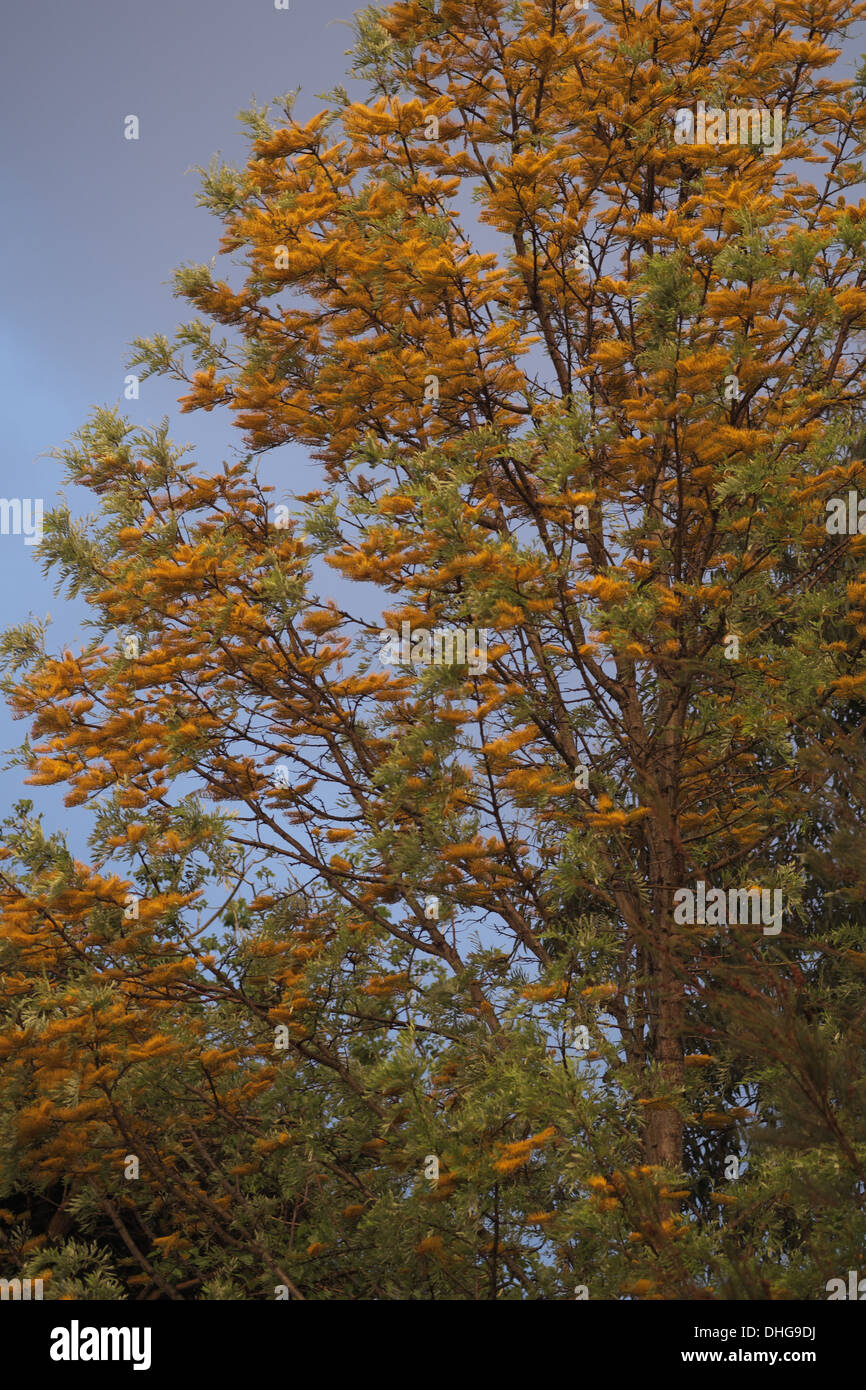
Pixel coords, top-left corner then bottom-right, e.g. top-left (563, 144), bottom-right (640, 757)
top-left (3, 0), bottom-right (866, 1299)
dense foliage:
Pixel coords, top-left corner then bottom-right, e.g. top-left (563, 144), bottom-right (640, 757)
top-left (2, 0), bottom-right (866, 1299)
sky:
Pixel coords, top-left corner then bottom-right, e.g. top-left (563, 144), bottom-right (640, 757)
top-left (0, 0), bottom-right (365, 852)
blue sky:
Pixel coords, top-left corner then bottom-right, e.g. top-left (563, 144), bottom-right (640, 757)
top-left (0, 0), bottom-right (364, 852)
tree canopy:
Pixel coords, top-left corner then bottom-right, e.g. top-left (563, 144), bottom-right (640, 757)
top-left (3, 0), bottom-right (866, 1300)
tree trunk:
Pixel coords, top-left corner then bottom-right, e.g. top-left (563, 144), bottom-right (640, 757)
top-left (643, 928), bottom-right (684, 1170)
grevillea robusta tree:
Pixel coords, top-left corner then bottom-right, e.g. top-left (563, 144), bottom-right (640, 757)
top-left (2, 0), bottom-right (866, 1299)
